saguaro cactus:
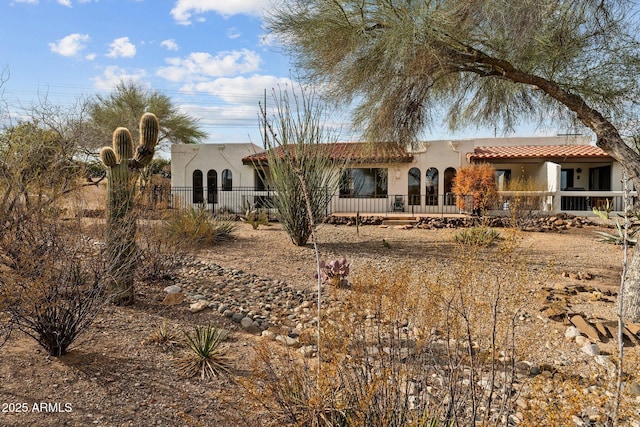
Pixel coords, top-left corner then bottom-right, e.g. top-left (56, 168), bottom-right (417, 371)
top-left (100, 113), bottom-right (159, 305)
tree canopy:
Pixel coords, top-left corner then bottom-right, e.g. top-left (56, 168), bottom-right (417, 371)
top-left (268, 0), bottom-right (640, 186)
top-left (88, 80), bottom-right (207, 151)
top-left (268, 0), bottom-right (640, 320)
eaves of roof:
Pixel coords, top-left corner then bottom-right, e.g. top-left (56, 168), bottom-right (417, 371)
top-left (242, 142), bottom-right (413, 165)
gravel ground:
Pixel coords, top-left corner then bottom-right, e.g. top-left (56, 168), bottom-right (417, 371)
top-left (0, 220), bottom-right (638, 426)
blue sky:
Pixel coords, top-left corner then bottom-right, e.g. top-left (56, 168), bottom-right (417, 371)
top-left (0, 0), bottom-right (563, 145)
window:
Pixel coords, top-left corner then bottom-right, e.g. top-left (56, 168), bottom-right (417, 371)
top-left (444, 167), bottom-right (457, 206)
top-left (192, 170), bottom-right (203, 203)
top-left (589, 165), bottom-right (611, 190)
top-left (496, 169), bottom-right (511, 191)
top-left (222, 169), bottom-right (233, 191)
top-left (207, 170), bottom-right (217, 204)
top-left (408, 167), bottom-right (421, 205)
top-left (425, 167), bottom-right (439, 206)
top-left (339, 168), bottom-right (388, 198)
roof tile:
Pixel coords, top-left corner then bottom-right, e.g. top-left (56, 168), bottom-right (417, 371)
top-left (468, 145), bottom-right (609, 161)
top-left (242, 142), bottom-right (413, 164)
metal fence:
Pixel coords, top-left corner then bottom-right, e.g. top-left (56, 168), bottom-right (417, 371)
top-left (329, 193), bottom-right (474, 216)
top-left (170, 187), bottom-right (475, 217)
top-left (170, 187), bottom-right (638, 217)
top-left (171, 186), bottom-right (279, 219)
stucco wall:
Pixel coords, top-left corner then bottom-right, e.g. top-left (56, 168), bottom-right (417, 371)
top-left (171, 143), bottom-right (262, 188)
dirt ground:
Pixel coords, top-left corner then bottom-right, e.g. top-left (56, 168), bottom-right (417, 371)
top-left (0, 218), bottom-right (637, 426)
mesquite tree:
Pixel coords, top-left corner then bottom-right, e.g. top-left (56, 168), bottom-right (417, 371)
top-left (100, 113), bottom-right (159, 305)
top-left (268, 0), bottom-right (640, 321)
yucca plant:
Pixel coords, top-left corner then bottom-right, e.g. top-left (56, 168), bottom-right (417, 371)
top-left (177, 325), bottom-right (232, 379)
top-left (146, 321), bottom-right (181, 351)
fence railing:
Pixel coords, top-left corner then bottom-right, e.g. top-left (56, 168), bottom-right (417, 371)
top-left (170, 187), bottom-right (639, 217)
top-left (170, 187), bottom-right (477, 217)
top-left (329, 194), bottom-right (474, 216)
top-left (171, 186), bottom-right (279, 219)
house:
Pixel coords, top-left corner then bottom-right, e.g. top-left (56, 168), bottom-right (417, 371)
top-left (171, 135), bottom-right (631, 216)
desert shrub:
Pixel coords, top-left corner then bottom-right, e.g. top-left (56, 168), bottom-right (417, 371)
top-left (164, 204), bottom-right (236, 247)
top-left (592, 207), bottom-right (640, 246)
top-left (177, 324), bottom-right (233, 379)
top-left (315, 258), bottom-right (350, 287)
top-left (136, 220), bottom-right (188, 282)
top-left (452, 163), bottom-right (497, 214)
top-left (259, 86), bottom-right (344, 246)
top-left (594, 220), bottom-right (639, 245)
top-left (249, 345), bottom-right (350, 426)
top-left (249, 233), bottom-right (537, 425)
top-left (145, 321), bottom-right (181, 352)
top-left (502, 176), bottom-right (548, 230)
top-left (453, 225), bottom-right (501, 246)
top-left (240, 202), bottom-right (271, 229)
top-left (0, 219), bottom-right (108, 356)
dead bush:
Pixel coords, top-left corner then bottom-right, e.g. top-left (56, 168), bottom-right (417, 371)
top-left (136, 220), bottom-right (188, 283)
top-left (247, 232), bottom-right (538, 426)
top-left (0, 218), bottom-right (108, 356)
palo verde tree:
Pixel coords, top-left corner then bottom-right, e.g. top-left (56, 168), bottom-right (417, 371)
top-left (0, 121), bottom-right (79, 226)
top-left (268, 0), bottom-right (640, 321)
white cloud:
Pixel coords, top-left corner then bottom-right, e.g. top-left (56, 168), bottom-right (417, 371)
top-left (181, 75), bottom-right (294, 104)
top-left (57, 0), bottom-right (71, 6)
top-left (107, 37), bottom-right (136, 58)
top-left (227, 27), bottom-right (241, 40)
top-left (170, 0), bottom-right (272, 24)
top-left (13, 0), bottom-right (38, 4)
top-left (160, 39), bottom-right (179, 51)
top-left (48, 33), bottom-right (91, 57)
top-left (157, 49), bottom-right (261, 82)
top-left (92, 66), bottom-right (147, 91)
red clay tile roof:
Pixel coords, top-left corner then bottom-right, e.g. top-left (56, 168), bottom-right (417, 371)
top-left (242, 142), bottom-right (413, 165)
top-left (468, 145), bottom-right (610, 161)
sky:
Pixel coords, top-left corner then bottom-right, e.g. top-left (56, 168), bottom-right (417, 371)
top-left (0, 0), bottom-right (566, 147)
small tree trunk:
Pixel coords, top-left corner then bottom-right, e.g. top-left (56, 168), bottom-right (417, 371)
top-left (623, 249), bottom-right (640, 322)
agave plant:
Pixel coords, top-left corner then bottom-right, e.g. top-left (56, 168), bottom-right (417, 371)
top-left (315, 258), bottom-right (350, 287)
top-left (594, 220), bottom-right (639, 246)
top-left (240, 202), bottom-right (271, 230)
top-left (177, 325), bottom-right (232, 379)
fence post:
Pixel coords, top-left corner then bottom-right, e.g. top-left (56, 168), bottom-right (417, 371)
top-left (267, 185), bottom-right (272, 221)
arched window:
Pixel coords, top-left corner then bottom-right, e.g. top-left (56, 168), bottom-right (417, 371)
top-left (207, 170), bottom-right (218, 204)
top-left (444, 167), bottom-right (457, 206)
top-left (408, 167), bottom-right (421, 205)
top-left (425, 167), bottom-right (439, 206)
top-left (222, 169), bottom-right (232, 191)
top-left (192, 170), bottom-right (203, 203)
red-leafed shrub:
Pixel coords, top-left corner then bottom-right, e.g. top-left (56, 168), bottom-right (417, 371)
top-left (452, 163), bottom-right (497, 214)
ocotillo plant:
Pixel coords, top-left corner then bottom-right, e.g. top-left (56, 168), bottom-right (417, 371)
top-left (100, 113), bottom-right (159, 305)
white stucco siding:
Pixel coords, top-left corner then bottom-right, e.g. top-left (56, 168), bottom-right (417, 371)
top-left (171, 143), bottom-right (262, 188)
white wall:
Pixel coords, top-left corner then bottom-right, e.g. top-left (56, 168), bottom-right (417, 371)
top-left (171, 143), bottom-right (262, 188)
